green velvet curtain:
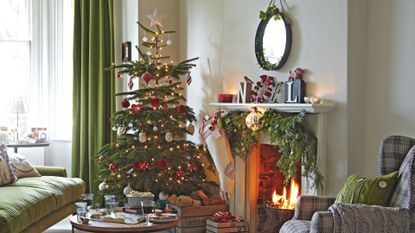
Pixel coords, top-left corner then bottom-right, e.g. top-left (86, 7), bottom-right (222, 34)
top-left (72, 0), bottom-right (115, 195)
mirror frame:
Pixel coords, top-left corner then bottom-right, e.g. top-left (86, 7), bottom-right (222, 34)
top-left (255, 12), bottom-right (292, 70)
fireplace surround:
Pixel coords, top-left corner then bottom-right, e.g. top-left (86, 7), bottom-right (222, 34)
top-left (210, 102), bottom-right (334, 233)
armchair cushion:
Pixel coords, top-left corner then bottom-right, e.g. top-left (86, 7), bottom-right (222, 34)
top-left (335, 171), bottom-right (398, 206)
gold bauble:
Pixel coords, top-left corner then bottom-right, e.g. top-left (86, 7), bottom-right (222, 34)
top-left (245, 110), bottom-right (263, 131)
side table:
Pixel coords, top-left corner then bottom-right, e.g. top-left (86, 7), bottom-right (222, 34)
top-left (6, 142), bottom-right (50, 153)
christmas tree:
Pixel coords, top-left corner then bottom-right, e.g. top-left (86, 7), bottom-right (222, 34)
top-left (96, 11), bottom-right (209, 197)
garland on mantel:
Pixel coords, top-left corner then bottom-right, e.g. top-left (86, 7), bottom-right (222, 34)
top-left (222, 110), bottom-right (323, 190)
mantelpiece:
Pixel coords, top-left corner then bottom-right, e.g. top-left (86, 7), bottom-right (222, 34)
top-left (209, 101), bottom-right (335, 233)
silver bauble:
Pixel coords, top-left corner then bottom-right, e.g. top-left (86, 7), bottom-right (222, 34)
top-left (98, 180), bottom-right (109, 191)
top-left (153, 126), bottom-right (158, 131)
top-left (165, 131), bottom-right (173, 142)
top-left (139, 131), bottom-right (147, 143)
top-left (245, 110), bottom-right (263, 131)
top-left (128, 123), bottom-right (133, 128)
top-left (123, 183), bottom-right (134, 196)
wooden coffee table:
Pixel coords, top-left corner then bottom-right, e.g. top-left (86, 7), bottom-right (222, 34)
top-left (70, 215), bottom-right (179, 233)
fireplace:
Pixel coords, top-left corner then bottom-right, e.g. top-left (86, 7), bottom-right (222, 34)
top-left (210, 102), bottom-right (335, 233)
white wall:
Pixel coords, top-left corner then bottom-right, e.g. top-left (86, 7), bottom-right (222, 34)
top-left (180, 0), bottom-right (348, 195)
top-left (362, 0), bottom-right (415, 177)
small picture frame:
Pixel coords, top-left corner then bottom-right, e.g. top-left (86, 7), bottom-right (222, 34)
top-left (122, 41), bottom-right (132, 62)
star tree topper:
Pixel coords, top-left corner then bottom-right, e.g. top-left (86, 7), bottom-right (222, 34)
top-left (147, 9), bottom-right (164, 27)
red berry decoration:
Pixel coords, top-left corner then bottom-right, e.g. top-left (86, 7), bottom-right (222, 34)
top-left (177, 104), bottom-right (187, 113)
top-left (108, 162), bottom-right (116, 171)
top-left (176, 170), bottom-right (185, 178)
top-left (134, 161), bottom-right (150, 171)
top-left (121, 98), bottom-right (130, 108)
top-left (156, 159), bottom-right (168, 171)
top-left (131, 104), bottom-right (141, 112)
top-left (141, 72), bottom-right (153, 86)
top-left (150, 98), bottom-right (161, 108)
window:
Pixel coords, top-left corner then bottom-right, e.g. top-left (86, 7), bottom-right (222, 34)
top-left (0, 0), bottom-right (74, 141)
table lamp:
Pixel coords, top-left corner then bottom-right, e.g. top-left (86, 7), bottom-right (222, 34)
top-left (8, 97), bottom-right (28, 141)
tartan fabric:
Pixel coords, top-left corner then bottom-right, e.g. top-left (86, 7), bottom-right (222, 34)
top-left (389, 145), bottom-right (415, 232)
top-left (379, 135), bottom-right (415, 175)
top-left (310, 211), bottom-right (333, 233)
top-left (293, 195), bottom-right (336, 220)
top-left (280, 220), bottom-right (311, 233)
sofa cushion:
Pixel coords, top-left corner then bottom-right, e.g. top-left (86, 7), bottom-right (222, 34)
top-left (13, 176), bottom-right (85, 208)
top-left (0, 186), bottom-right (57, 233)
top-left (9, 152), bottom-right (41, 178)
top-left (0, 145), bottom-right (17, 186)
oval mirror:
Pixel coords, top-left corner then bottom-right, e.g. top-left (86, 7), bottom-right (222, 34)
top-left (255, 12), bottom-right (292, 70)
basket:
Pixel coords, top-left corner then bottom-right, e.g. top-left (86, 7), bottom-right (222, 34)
top-left (126, 196), bottom-right (154, 208)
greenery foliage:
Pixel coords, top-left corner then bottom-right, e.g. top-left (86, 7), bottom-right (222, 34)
top-left (222, 110), bottom-right (323, 190)
top-left (259, 4), bottom-right (281, 21)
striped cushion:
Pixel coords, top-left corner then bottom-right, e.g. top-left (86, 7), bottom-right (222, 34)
top-left (0, 145), bottom-right (17, 186)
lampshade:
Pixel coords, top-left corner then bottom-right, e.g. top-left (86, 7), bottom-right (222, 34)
top-left (8, 97), bottom-right (28, 114)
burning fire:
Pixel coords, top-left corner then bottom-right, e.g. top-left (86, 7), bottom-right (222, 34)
top-left (272, 178), bottom-right (299, 210)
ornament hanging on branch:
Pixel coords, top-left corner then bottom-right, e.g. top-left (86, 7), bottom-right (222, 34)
top-left (121, 98), bottom-right (130, 108)
top-left (163, 103), bottom-right (169, 112)
top-left (123, 183), bottom-right (134, 195)
top-left (117, 126), bottom-right (126, 136)
top-left (153, 125), bottom-right (158, 131)
top-left (98, 179), bottom-right (109, 191)
top-left (187, 123), bottom-right (195, 135)
top-left (141, 72), bottom-right (153, 87)
top-left (176, 170), bottom-right (185, 178)
top-left (134, 161), bottom-right (150, 171)
top-left (245, 108), bottom-right (263, 131)
top-left (165, 131), bottom-right (173, 142)
top-left (131, 104), bottom-right (141, 112)
top-left (177, 105), bottom-right (187, 113)
top-left (139, 131), bottom-right (147, 143)
top-left (108, 162), bottom-right (117, 171)
top-left (157, 159), bottom-right (168, 171)
top-left (150, 97), bottom-right (161, 108)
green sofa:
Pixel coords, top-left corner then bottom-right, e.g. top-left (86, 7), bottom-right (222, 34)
top-left (0, 166), bottom-right (85, 233)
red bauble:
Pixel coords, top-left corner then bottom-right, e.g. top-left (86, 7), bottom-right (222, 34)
top-left (108, 162), bottom-right (116, 171)
top-left (131, 104), bottom-right (141, 112)
top-left (150, 98), bottom-right (161, 108)
top-left (141, 72), bottom-right (153, 86)
top-left (156, 160), bottom-right (168, 171)
top-left (121, 99), bottom-right (130, 108)
top-left (187, 164), bottom-right (198, 172)
top-left (177, 105), bottom-right (187, 113)
top-left (134, 161), bottom-right (150, 171)
top-left (176, 170), bottom-right (185, 178)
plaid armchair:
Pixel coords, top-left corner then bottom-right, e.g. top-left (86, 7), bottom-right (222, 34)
top-left (280, 135), bottom-right (415, 233)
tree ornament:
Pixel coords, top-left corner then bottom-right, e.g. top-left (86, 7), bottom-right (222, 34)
top-left (153, 125), bottom-right (158, 131)
top-left (187, 123), bottom-right (195, 135)
top-left (99, 155), bottom-right (105, 161)
top-left (176, 170), bottom-right (185, 178)
top-left (131, 104), bottom-right (141, 112)
top-left (157, 159), bottom-right (168, 171)
top-left (123, 183), bottom-right (134, 195)
top-left (134, 161), bottom-right (150, 171)
top-left (117, 126), bottom-right (126, 136)
top-left (128, 123), bottom-right (133, 128)
top-left (98, 179), bottom-right (109, 191)
top-left (165, 131), bottom-right (173, 142)
top-left (245, 109), bottom-right (263, 131)
top-left (150, 97), bottom-right (161, 108)
top-left (187, 164), bottom-right (198, 172)
top-left (142, 36), bottom-right (148, 42)
top-left (108, 162), bottom-right (116, 171)
top-left (177, 104), bottom-right (187, 113)
top-left (112, 126), bottom-right (117, 131)
top-left (163, 103), bottom-right (169, 112)
top-left (121, 98), bottom-right (130, 108)
top-left (146, 51), bottom-right (152, 56)
top-left (139, 131), bottom-right (147, 143)
top-left (141, 72), bottom-right (153, 86)
top-left (147, 9), bottom-right (164, 27)
top-left (166, 39), bottom-right (172, 45)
